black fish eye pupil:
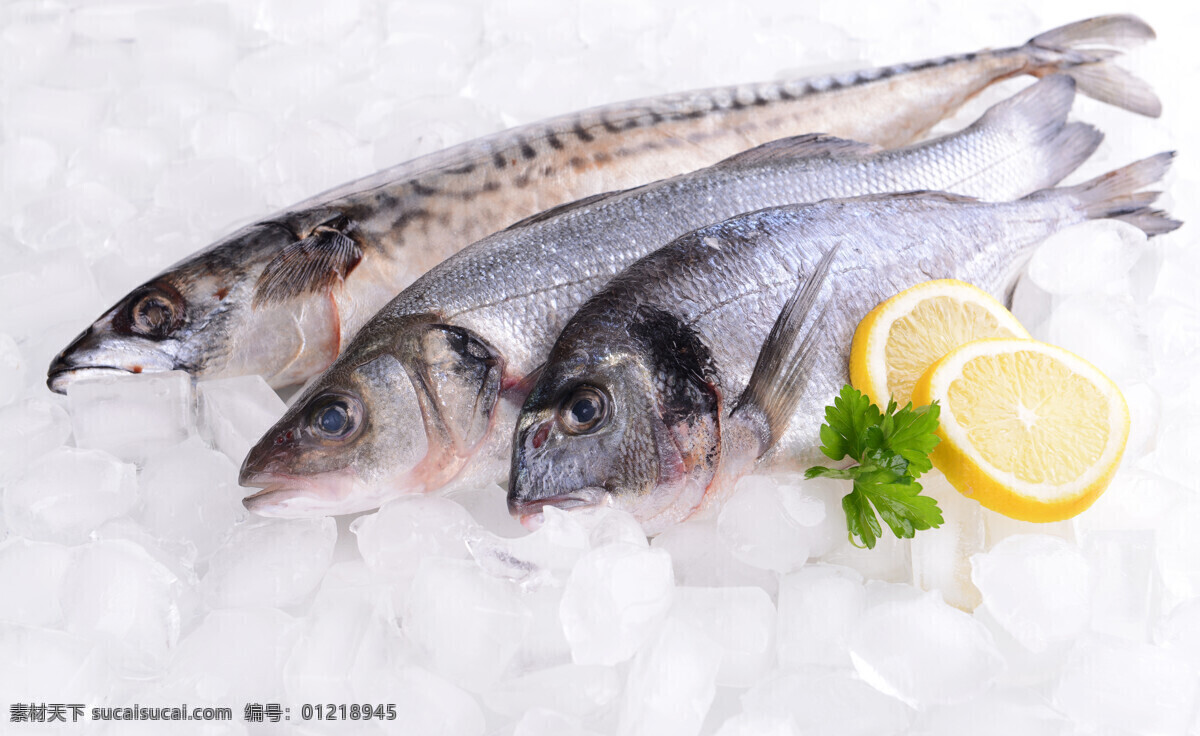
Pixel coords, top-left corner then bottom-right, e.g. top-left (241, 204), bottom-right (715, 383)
top-left (317, 403), bottom-right (348, 434)
top-left (571, 398), bottom-right (596, 424)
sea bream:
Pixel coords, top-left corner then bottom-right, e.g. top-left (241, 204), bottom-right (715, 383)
top-left (508, 155), bottom-right (1178, 535)
top-left (239, 76), bottom-right (1102, 517)
top-left (47, 15), bottom-right (1159, 393)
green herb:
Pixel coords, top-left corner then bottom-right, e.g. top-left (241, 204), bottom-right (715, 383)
top-left (805, 385), bottom-right (944, 549)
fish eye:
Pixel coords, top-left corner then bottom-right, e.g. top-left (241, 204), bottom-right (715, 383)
top-left (309, 395), bottom-right (362, 441)
top-left (558, 385), bottom-right (609, 435)
top-left (120, 283), bottom-right (185, 340)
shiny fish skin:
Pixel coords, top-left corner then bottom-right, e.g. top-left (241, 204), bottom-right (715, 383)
top-left (509, 155), bottom-right (1178, 535)
top-left (240, 76), bottom-right (1100, 518)
top-left (47, 15), bottom-right (1158, 393)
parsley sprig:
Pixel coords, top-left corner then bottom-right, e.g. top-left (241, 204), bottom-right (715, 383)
top-left (805, 385), bottom-right (944, 549)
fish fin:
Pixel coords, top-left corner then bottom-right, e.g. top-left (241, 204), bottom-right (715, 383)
top-left (1024, 15), bottom-right (1161, 117)
top-left (503, 190), bottom-right (632, 231)
top-left (958, 76), bottom-right (1102, 188)
top-left (504, 363), bottom-right (545, 403)
top-left (1049, 152), bottom-right (1182, 236)
top-left (401, 323), bottom-right (505, 457)
top-left (253, 224), bottom-right (363, 307)
top-left (715, 133), bottom-right (878, 167)
top-left (730, 244), bottom-right (838, 456)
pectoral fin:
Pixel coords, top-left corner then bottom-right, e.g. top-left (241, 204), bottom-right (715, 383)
top-left (731, 243), bottom-right (839, 455)
top-left (253, 218), bottom-right (363, 307)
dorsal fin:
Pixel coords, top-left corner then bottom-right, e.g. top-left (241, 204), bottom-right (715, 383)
top-left (503, 189), bottom-right (631, 231)
top-left (253, 224), bottom-right (363, 307)
top-left (715, 133), bottom-right (878, 167)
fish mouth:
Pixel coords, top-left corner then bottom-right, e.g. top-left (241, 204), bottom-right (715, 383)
top-left (46, 365), bottom-right (137, 394)
top-left (240, 467), bottom-right (367, 518)
top-left (509, 487), bottom-right (609, 530)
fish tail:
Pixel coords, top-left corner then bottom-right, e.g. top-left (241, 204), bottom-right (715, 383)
top-left (967, 75), bottom-right (1102, 188)
top-left (1051, 152), bottom-right (1182, 236)
top-left (1022, 15), bottom-right (1161, 117)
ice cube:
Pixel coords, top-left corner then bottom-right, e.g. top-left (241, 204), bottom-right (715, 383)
top-left (370, 36), bottom-right (473, 101)
top-left (15, 181), bottom-right (140, 254)
top-left (0, 623), bottom-right (111, 703)
top-left (1026, 220), bottom-right (1147, 296)
top-left (1052, 635), bottom-right (1198, 735)
top-left (0, 538), bottom-right (71, 627)
top-left (364, 96), bottom-right (503, 169)
top-left (984, 512), bottom-right (1075, 547)
top-left (971, 535), bottom-right (1092, 653)
top-left (164, 608), bottom-right (300, 704)
top-left (445, 483), bottom-right (528, 538)
top-left (483, 663), bottom-right (620, 718)
top-left (1156, 496), bottom-right (1200, 607)
top-left (616, 616), bottom-right (722, 736)
top-left (1008, 273), bottom-right (1055, 334)
top-left (818, 522), bottom-right (912, 584)
top-left (2, 85), bottom-right (106, 149)
top-left (1120, 381), bottom-right (1161, 462)
top-left (258, 120), bottom-right (372, 208)
top-left (154, 157), bottom-right (267, 232)
top-left (913, 689), bottom-right (1070, 736)
top-left (107, 81), bottom-right (223, 132)
top-left (1148, 402), bottom-right (1200, 494)
top-left (202, 517), bottom-right (337, 609)
top-left (230, 0), bottom-right (364, 44)
top-left (910, 472), bottom-right (985, 611)
top-left (712, 713), bottom-right (801, 736)
top-left (1039, 295), bottom-right (1147, 383)
top-left (0, 333), bottom-right (26, 407)
top-left (64, 127), bottom-right (172, 202)
top-left (509, 584), bottom-right (573, 671)
top-left (230, 46), bottom-right (341, 112)
top-left (111, 207), bottom-right (201, 273)
top-left (577, 506), bottom-right (649, 549)
top-left (0, 11), bottom-right (70, 83)
top-left (466, 505), bottom-right (590, 586)
top-left (351, 496), bottom-right (475, 591)
top-left (849, 591), bottom-right (1003, 706)
top-left (651, 520), bottom-right (777, 594)
top-left (4, 446), bottom-right (137, 544)
top-left (196, 374), bottom-right (287, 464)
top-left (373, 665), bottom-right (486, 736)
top-left (0, 137), bottom-right (60, 208)
top-left (0, 249), bottom-right (106, 338)
top-left (189, 110), bottom-right (276, 163)
top-left (68, 371), bottom-right (195, 463)
top-left (403, 557), bottom-right (532, 692)
top-left (1083, 529), bottom-right (1158, 641)
top-left (134, 22), bottom-right (237, 88)
top-left (138, 437), bottom-right (247, 562)
top-left (1159, 598), bottom-right (1200, 662)
top-left (716, 474), bottom-right (823, 573)
top-left (777, 564), bottom-right (867, 669)
top-left (284, 582), bottom-right (380, 703)
top-left (672, 586), bottom-right (775, 687)
top-left (61, 539), bottom-right (182, 675)
top-left (559, 544), bottom-right (674, 665)
top-left (742, 668), bottom-right (913, 736)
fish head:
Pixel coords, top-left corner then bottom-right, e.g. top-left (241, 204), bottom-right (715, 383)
top-left (48, 210), bottom-right (365, 393)
top-left (240, 316), bottom-right (505, 517)
top-left (509, 307), bottom-right (721, 533)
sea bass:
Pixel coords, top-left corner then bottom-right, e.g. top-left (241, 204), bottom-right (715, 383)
top-left (47, 15), bottom-right (1158, 394)
top-left (239, 76), bottom-right (1101, 517)
top-left (508, 155), bottom-right (1178, 535)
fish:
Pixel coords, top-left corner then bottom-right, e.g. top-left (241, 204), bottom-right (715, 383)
top-left (508, 154), bottom-right (1179, 535)
top-left (47, 15), bottom-right (1159, 394)
top-left (239, 75), bottom-right (1103, 517)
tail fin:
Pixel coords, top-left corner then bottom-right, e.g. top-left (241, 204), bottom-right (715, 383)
top-left (1023, 15), bottom-right (1161, 117)
top-left (1052, 152), bottom-right (1182, 236)
top-left (964, 75), bottom-right (1103, 189)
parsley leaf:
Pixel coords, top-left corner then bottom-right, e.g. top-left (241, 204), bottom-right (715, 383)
top-left (805, 386), bottom-right (944, 549)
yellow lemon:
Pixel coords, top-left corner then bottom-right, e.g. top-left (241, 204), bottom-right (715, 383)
top-left (850, 279), bottom-right (1029, 409)
top-left (911, 338), bottom-right (1129, 522)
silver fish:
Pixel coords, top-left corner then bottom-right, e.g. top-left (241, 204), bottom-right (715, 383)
top-left (47, 15), bottom-right (1157, 394)
top-left (508, 155), bottom-right (1178, 535)
top-left (239, 75), bottom-right (1101, 517)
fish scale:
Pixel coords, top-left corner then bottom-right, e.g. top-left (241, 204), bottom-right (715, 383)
top-left (509, 155), bottom-right (1178, 534)
top-left (241, 74), bottom-right (1109, 518)
top-left (48, 15), bottom-right (1159, 393)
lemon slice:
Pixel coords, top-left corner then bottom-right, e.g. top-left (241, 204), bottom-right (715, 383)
top-left (912, 338), bottom-right (1129, 522)
top-left (850, 280), bottom-right (1030, 409)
